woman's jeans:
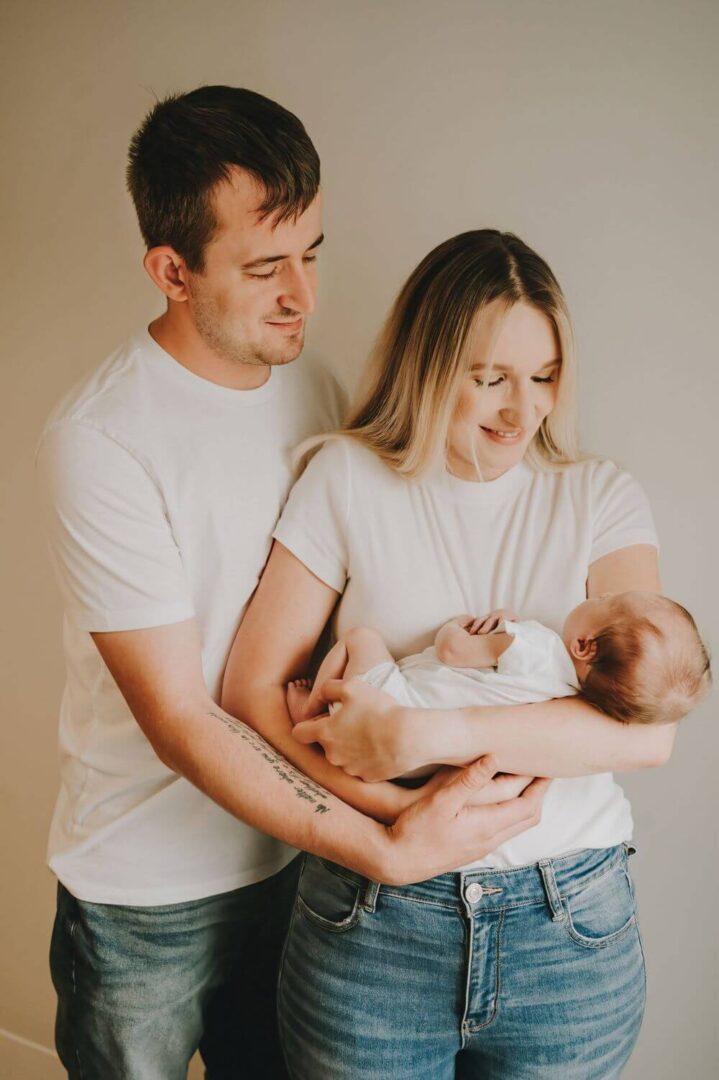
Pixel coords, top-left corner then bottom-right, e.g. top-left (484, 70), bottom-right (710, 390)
top-left (278, 845), bottom-right (645, 1079)
top-left (50, 856), bottom-right (300, 1080)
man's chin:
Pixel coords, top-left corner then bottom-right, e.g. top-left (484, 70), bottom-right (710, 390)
top-left (264, 331), bottom-right (305, 367)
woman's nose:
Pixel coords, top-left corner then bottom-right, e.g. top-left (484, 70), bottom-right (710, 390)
top-left (501, 389), bottom-right (535, 429)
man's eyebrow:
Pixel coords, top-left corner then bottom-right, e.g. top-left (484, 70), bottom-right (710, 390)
top-left (241, 233), bottom-right (324, 270)
top-left (469, 358), bottom-right (561, 374)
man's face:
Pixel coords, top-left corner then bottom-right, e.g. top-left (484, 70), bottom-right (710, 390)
top-left (183, 169), bottom-right (322, 367)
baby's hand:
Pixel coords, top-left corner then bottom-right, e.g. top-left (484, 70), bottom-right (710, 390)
top-left (465, 609), bottom-right (518, 635)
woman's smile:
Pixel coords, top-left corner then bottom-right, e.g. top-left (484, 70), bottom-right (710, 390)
top-left (480, 425), bottom-right (523, 443)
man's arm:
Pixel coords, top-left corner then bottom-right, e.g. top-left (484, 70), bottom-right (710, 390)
top-left (91, 618), bottom-right (548, 885)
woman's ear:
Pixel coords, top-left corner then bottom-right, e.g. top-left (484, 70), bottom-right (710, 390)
top-left (143, 246), bottom-right (189, 302)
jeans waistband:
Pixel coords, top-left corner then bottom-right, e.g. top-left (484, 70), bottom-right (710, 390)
top-left (318, 845), bottom-right (633, 915)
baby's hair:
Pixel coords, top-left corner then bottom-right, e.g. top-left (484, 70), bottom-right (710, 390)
top-left (581, 596), bottom-right (712, 724)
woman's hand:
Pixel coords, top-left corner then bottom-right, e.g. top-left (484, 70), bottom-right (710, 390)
top-left (292, 678), bottom-right (434, 781)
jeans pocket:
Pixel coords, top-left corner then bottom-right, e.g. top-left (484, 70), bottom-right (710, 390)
top-left (295, 857), bottom-right (362, 934)
top-left (563, 863), bottom-right (637, 949)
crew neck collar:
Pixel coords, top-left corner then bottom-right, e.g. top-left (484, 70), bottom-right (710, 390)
top-left (137, 327), bottom-right (279, 405)
top-left (428, 459), bottom-right (534, 503)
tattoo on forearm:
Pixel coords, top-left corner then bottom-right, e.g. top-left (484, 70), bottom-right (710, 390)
top-left (208, 711), bottom-right (331, 814)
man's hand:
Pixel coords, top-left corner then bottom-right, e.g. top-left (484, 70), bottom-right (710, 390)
top-left (417, 767), bottom-right (535, 806)
top-left (378, 756), bottom-right (550, 884)
top-left (292, 678), bottom-right (424, 781)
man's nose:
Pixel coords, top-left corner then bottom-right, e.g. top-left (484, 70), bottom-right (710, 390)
top-left (278, 263), bottom-right (316, 315)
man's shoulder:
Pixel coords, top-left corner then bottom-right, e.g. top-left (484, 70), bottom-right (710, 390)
top-left (41, 332), bottom-right (153, 441)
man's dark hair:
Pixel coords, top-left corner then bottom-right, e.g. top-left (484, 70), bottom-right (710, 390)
top-left (127, 86), bottom-right (320, 271)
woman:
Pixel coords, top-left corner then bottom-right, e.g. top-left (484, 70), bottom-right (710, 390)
top-left (222, 230), bottom-right (676, 1078)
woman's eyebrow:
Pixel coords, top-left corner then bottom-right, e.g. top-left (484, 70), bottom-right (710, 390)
top-left (470, 358), bottom-right (561, 374)
top-left (242, 232), bottom-right (325, 270)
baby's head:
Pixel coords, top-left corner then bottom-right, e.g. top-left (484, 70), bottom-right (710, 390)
top-left (562, 591), bottom-right (711, 724)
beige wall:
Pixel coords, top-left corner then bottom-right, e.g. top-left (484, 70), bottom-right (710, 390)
top-left (2, 1), bottom-right (717, 1076)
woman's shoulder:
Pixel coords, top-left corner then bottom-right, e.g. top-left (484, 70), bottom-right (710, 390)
top-left (534, 454), bottom-right (643, 494)
top-left (524, 456), bottom-right (652, 529)
top-left (302, 435), bottom-right (402, 483)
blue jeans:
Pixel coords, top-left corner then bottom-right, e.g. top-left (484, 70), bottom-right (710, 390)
top-left (278, 846), bottom-right (645, 1079)
top-left (50, 856), bottom-right (300, 1079)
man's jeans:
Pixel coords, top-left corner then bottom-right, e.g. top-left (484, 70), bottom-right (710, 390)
top-left (50, 856), bottom-right (300, 1080)
top-left (278, 846), bottom-right (645, 1079)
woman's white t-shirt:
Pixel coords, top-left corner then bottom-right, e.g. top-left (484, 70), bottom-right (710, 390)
top-left (273, 437), bottom-right (659, 870)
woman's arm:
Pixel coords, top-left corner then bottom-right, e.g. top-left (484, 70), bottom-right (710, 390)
top-left (222, 540), bottom-right (417, 823)
top-left (294, 544), bottom-right (677, 780)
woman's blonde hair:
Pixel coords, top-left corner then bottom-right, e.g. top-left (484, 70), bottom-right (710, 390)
top-left (335, 229), bottom-right (580, 478)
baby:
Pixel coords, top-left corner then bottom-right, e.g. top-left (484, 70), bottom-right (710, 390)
top-left (287, 591), bottom-right (711, 733)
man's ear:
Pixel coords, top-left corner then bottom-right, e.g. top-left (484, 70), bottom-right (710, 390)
top-left (143, 246), bottom-right (189, 301)
top-left (569, 637), bottom-right (598, 665)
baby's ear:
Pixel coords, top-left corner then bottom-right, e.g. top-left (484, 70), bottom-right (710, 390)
top-left (569, 637), bottom-right (598, 664)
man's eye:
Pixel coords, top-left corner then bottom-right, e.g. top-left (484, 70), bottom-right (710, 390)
top-left (249, 267), bottom-right (279, 280)
top-left (303, 255), bottom-right (318, 264)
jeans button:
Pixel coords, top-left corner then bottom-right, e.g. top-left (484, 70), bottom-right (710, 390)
top-left (465, 882), bottom-right (484, 904)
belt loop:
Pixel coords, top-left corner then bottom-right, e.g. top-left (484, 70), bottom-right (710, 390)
top-left (361, 879), bottom-right (380, 913)
top-left (538, 859), bottom-right (565, 922)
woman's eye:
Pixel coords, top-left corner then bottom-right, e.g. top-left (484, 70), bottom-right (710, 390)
top-left (532, 375), bottom-right (556, 384)
top-left (473, 376), bottom-right (504, 388)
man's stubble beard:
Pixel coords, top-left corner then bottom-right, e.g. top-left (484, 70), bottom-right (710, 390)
top-left (191, 289), bottom-right (304, 369)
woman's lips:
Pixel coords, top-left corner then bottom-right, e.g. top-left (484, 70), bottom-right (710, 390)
top-left (480, 425), bottom-right (523, 444)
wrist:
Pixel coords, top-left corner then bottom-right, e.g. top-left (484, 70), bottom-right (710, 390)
top-left (392, 706), bottom-right (450, 772)
top-left (351, 820), bottom-right (395, 882)
top-left (437, 707), bottom-right (491, 766)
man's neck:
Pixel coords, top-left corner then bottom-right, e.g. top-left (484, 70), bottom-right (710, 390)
top-left (149, 312), bottom-right (270, 391)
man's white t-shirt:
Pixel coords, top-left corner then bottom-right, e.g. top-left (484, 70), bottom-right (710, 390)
top-left (37, 329), bottom-right (342, 905)
top-left (273, 437), bottom-right (659, 870)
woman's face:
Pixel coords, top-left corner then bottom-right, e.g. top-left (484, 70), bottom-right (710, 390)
top-left (447, 300), bottom-right (560, 481)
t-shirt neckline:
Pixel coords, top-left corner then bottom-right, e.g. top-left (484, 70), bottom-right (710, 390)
top-left (137, 327), bottom-right (279, 406)
top-left (428, 459), bottom-right (535, 503)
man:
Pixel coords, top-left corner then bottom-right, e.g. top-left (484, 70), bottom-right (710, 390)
top-left (38, 86), bottom-right (545, 1079)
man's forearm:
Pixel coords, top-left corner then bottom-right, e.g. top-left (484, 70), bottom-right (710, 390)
top-left (157, 695), bottom-right (392, 877)
top-left (222, 683), bottom-right (411, 824)
top-left (158, 699), bottom-right (550, 888)
top-left (415, 696), bottom-right (677, 776)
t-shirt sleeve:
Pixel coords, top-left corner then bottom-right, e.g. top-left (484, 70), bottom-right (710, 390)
top-left (37, 421), bottom-right (195, 632)
top-left (589, 461), bottom-right (659, 565)
top-left (272, 438), bottom-right (351, 593)
top-left (498, 621), bottom-right (578, 694)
